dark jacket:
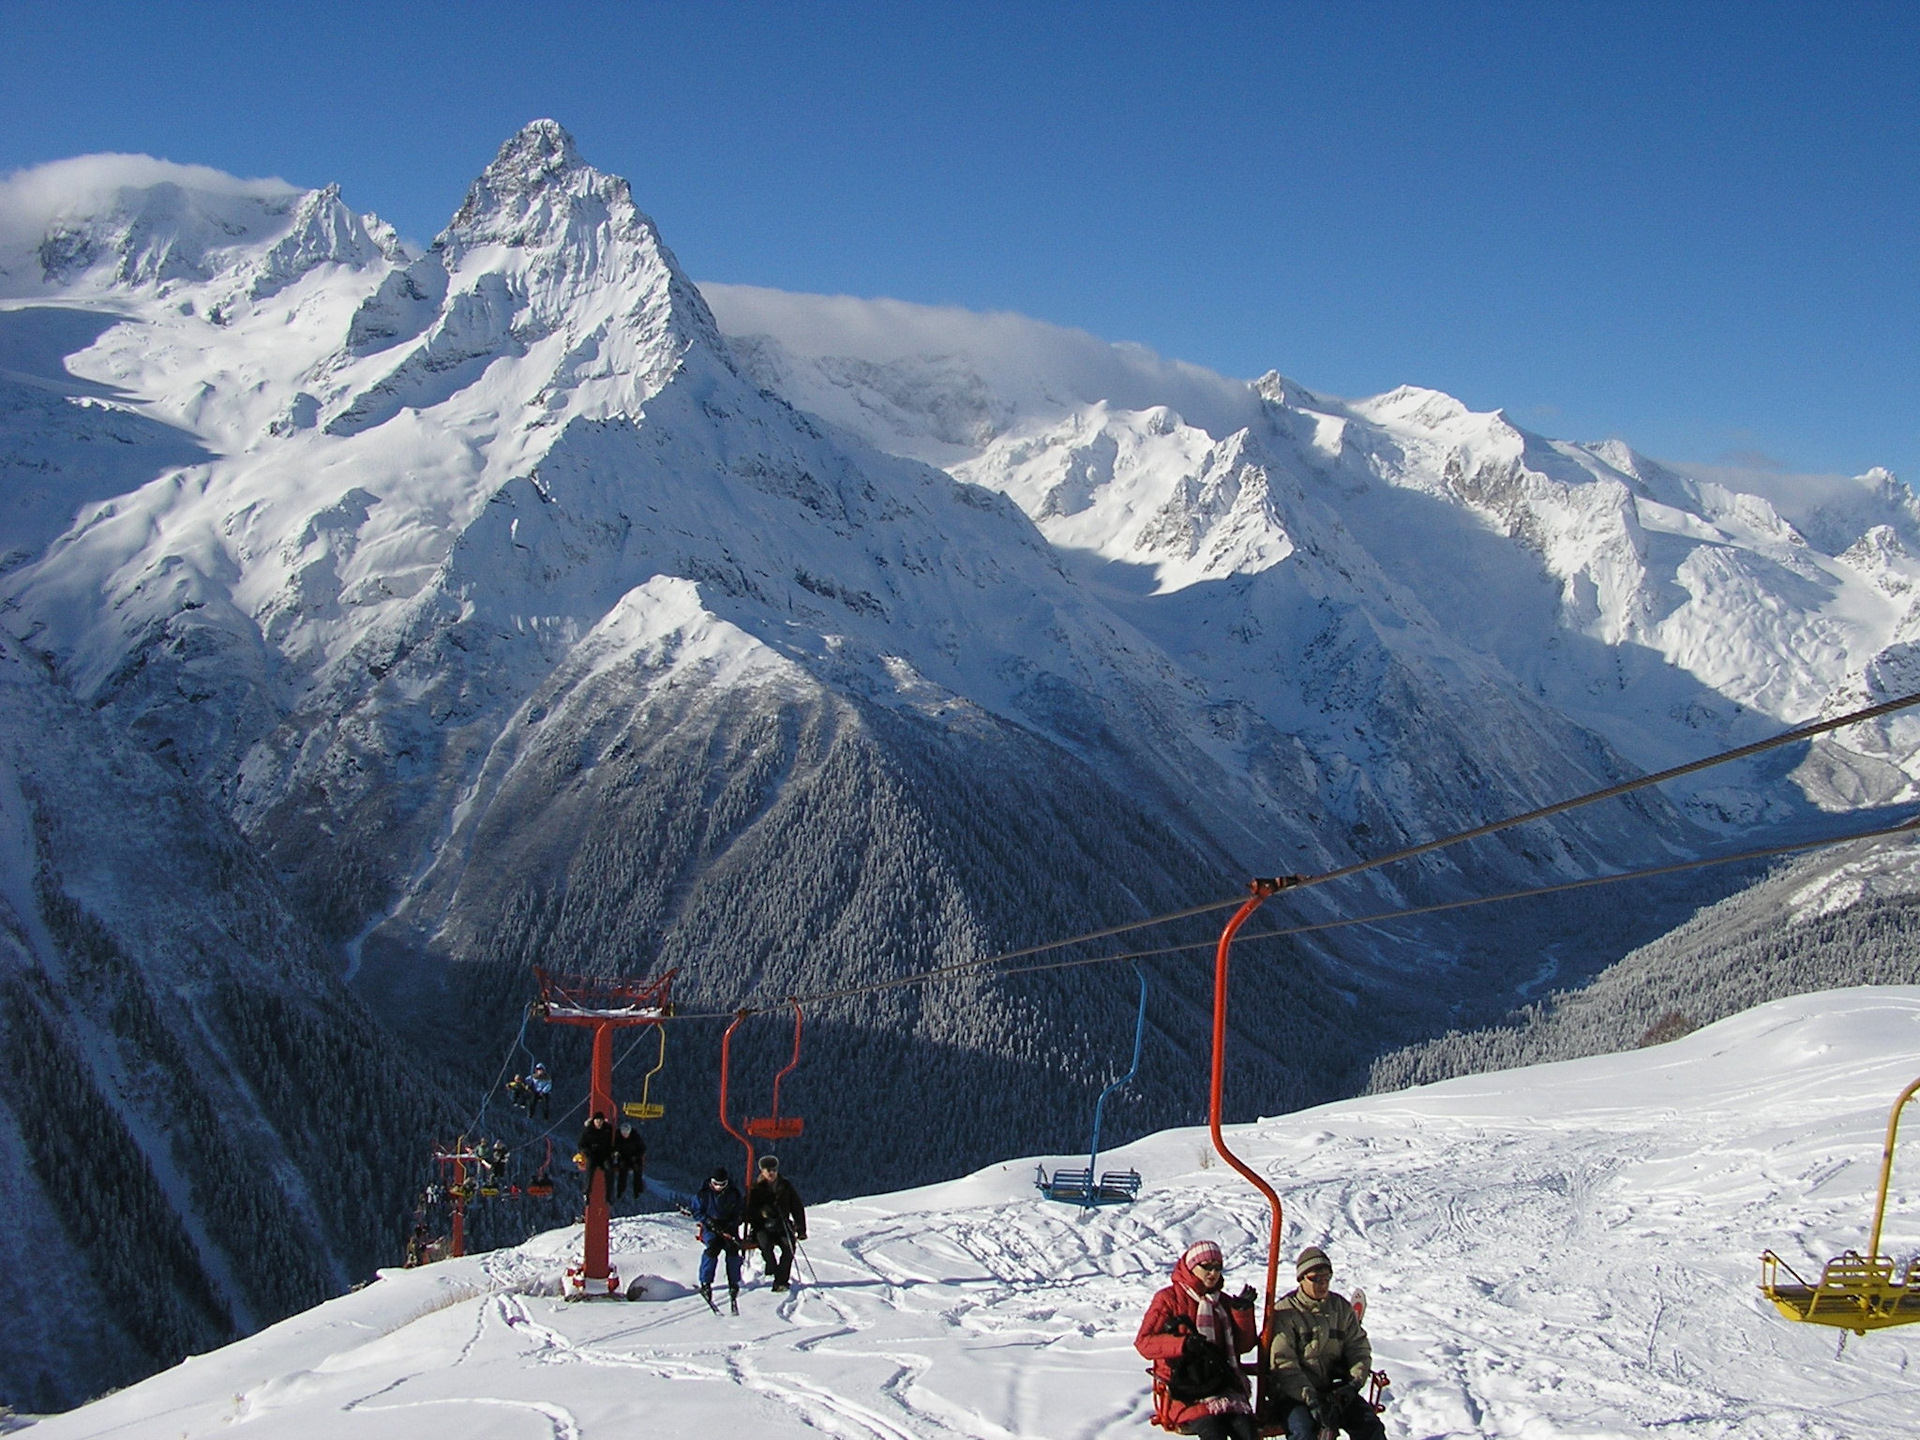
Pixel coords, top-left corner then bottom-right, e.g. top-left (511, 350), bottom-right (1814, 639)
top-left (578, 1118), bottom-right (615, 1166)
top-left (745, 1174), bottom-right (806, 1240)
top-left (1135, 1254), bottom-right (1258, 1430)
top-left (1268, 1287), bottom-right (1372, 1405)
top-left (613, 1126), bottom-right (646, 1169)
top-left (692, 1181), bottom-right (744, 1245)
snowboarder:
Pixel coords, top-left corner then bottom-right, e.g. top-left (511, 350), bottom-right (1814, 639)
top-left (577, 1112), bottom-right (615, 1206)
top-left (1269, 1246), bottom-right (1383, 1440)
top-left (527, 1063), bottom-right (553, 1119)
top-left (1135, 1239), bottom-right (1261, 1439)
top-left (745, 1154), bottom-right (807, 1291)
top-left (612, 1119), bottom-right (647, 1201)
top-left (692, 1166), bottom-right (746, 1313)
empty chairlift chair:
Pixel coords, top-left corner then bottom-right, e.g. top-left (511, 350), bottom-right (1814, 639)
top-left (1037, 962), bottom-right (1147, 1208)
top-left (1762, 1073), bottom-right (1920, 1335)
top-left (719, 1001), bottom-right (806, 1177)
top-left (623, 1025), bottom-right (668, 1121)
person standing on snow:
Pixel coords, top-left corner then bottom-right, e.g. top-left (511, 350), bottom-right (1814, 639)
top-left (612, 1119), bottom-right (647, 1201)
top-left (1135, 1239), bottom-right (1261, 1439)
top-left (745, 1154), bottom-right (807, 1291)
top-left (1269, 1246), bottom-right (1382, 1440)
top-left (692, 1166), bottom-right (746, 1312)
top-left (577, 1111), bottom-right (615, 1207)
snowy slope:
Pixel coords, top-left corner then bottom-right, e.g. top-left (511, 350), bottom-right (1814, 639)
top-left (28, 987), bottom-right (1920, 1439)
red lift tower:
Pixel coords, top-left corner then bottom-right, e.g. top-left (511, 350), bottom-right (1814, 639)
top-left (428, 1138), bottom-right (487, 1259)
top-left (535, 966), bottom-right (675, 1300)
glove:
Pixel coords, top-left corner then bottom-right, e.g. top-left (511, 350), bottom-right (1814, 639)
top-left (1305, 1392), bottom-right (1329, 1428)
top-left (1225, 1284), bottom-right (1257, 1309)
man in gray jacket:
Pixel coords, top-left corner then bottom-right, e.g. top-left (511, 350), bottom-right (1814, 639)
top-left (1268, 1246), bottom-right (1384, 1440)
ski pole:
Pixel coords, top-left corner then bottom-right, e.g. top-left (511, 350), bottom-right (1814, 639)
top-left (796, 1239), bottom-right (819, 1288)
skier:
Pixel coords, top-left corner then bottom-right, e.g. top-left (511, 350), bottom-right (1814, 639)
top-left (612, 1118), bottom-right (647, 1201)
top-left (577, 1111), bottom-right (615, 1208)
top-left (692, 1166), bottom-right (746, 1313)
top-left (527, 1063), bottom-right (553, 1119)
top-left (1269, 1247), bottom-right (1383, 1440)
top-left (1135, 1240), bottom-right (1261, 1439)
top-left (745, 1154), bottom-right (807, 1291)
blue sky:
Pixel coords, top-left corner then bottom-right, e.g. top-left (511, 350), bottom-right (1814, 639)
top-left (3, 1), bottom-right (1914, 482)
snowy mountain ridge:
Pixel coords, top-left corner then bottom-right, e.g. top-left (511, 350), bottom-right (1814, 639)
top-left (711, 281), bottom-right (1920, 802)
top-left (27, 987), bottom-right (1920, 1440)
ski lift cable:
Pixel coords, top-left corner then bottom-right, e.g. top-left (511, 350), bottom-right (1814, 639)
top-left (464, 1003), bottom-right (534, 1136)
top-left (665, 808), bottom-right (1920, 1017)
top-left (984, 812), bottom-right (1920, 983)
top-left (666, 688), bottom-right (1920, 1020)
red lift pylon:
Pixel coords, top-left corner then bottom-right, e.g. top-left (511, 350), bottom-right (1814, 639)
top-left (431, 1137), bottom-right (488, 1259)
top-left (535, 966), bottom-right (676, 1299)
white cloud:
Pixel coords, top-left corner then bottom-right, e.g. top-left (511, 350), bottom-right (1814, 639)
top-left (0, 153), bottom-right (298, 254)
top-left (698, 281), bottom-right (1264, 439)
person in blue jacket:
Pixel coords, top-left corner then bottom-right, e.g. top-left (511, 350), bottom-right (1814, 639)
top-left (692, 1166), bottom-right (746, 1312)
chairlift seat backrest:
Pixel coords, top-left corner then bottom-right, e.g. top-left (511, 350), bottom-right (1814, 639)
top-left (746, 1115), bottom-right (803, 1139)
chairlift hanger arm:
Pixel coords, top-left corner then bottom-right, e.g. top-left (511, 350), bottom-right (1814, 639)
top-left (1208, 879), bottom-right (1297, 1382)
top-left (1867, 1075), bottom-right (1920, 1262)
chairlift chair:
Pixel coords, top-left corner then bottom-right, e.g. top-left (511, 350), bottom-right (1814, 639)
top-left (719, 1001), bottom-right (806, 1178)
top-left (1761, 1074), bottom-right (1920, 1335)
top-left (622, 1026), bottom-right (668, 1121)
top-left (1037, 962), bottom-right (1147, 1208)
top-left (525, 1137), bottom-right (556, 1198)
top-left (746, 1001), bottom-right (806, 1140)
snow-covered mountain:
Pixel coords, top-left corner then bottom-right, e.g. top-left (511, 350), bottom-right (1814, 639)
top-left (27, 987), bottom-right (1920, 1439)
top-left (5, 120), bottom-right (1920, 1409)
top-left (709, 283), bottom-right (1920, 817)
top-left (0, 625), bottom-right (448, 1411)
top-left (0, 126), bottom-right (1725, 1050)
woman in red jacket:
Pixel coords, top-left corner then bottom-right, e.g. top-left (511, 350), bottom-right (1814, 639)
top-left (1135, 1240), bottom-right (1262, 1438)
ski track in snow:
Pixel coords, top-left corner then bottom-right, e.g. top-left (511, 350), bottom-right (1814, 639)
top-left (28, 988), bottom-right (1920, 1439)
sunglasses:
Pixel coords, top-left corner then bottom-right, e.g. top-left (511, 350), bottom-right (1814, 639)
top-left (1192, 1261), bottom-right (1222, 1272)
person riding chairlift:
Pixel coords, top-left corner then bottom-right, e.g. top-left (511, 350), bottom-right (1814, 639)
top-left (1136, 1240), bottom-right (1261, 1439)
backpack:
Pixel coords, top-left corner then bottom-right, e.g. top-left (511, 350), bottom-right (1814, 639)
top-left (1165, 1335), bottom-right (1239, 1403)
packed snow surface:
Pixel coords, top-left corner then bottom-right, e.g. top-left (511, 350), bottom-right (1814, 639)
top-left (33, 988), bottom-right (1920, 1438)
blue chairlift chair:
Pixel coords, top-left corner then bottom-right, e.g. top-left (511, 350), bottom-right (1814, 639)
top-left (1037, 963), bottom-right (1147, 1208)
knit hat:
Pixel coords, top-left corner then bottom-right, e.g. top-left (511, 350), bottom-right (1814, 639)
top-left (1296, 1245), bottom-right (1332, 1279)
top-left (710, 1166), bottom-right (729, 1185)
top-left (1181, 1240), bottom-right (1224, 1271)
top-left (759, 1155), bottom-right (779, 1172)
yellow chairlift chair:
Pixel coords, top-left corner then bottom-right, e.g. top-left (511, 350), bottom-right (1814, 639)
top-left (1761, 1075), bottom-right (1920, 1335)
top-left (622, 1025), bottom-right (668, 1121)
